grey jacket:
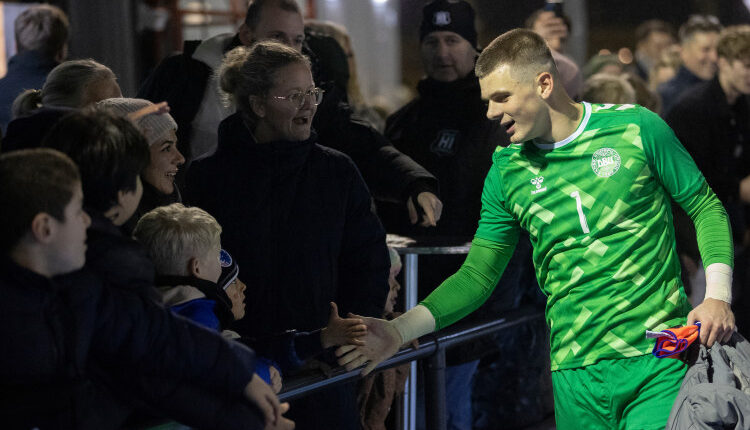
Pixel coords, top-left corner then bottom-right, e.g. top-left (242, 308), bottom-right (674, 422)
top-left (666, 332), bottom-right (750, 429)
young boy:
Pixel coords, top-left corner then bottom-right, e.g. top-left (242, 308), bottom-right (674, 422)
top-left (133, 203), bottom-right (368, 392)
top-left (0, 148), bottom-right (291, 429)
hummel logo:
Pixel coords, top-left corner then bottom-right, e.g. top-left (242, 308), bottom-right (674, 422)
top-left (530, 176), bottom-right (547, 195)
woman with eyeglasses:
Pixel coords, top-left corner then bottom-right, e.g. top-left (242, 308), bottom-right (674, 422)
top-left (187, 41), bottom-right (389, 430)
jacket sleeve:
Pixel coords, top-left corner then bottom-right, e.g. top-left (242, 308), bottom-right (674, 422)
top-left (315, 102), bottom-right (439, 204)
top-left (86, 275), bottom-right (257, 399)
top-left (336, 158), bottom-right (390, 319)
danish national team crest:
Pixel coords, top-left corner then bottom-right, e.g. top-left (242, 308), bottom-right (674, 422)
top-left (591, 148), bottom-right (621, 177)
top-left (431, 129), bottom-right (460, 156)
top-left (433, 11), bottom-right (451, 26)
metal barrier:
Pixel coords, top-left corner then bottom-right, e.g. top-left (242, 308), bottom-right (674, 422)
top-left (279, 307), bottom-right (544, 430)
top-left (140, 307), bottom-right (544, 430)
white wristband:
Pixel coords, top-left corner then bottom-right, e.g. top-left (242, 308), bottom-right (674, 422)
top-left (390, 304), bottom-right (436, 345)
top-left (705, 262), bottom-right (732, 304)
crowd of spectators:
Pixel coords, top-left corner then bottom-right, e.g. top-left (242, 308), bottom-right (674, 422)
top-left (0, 0), bottom-right (749, 429)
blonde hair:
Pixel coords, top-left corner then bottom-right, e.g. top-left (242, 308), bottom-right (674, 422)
top-left (133, 203), bottom-right (222, 276)
top-left (219, 41), bottom-right (310, 127)
top-left (583, 73), bottom-right (636, 105)
top-left (717, 25), bottom-right (750, 62)
top-left (12, 59), bottom-right (115, 118)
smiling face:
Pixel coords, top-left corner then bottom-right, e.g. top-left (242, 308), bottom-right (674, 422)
top-left (480, 64), bottom-right (550, 143)
top-left (47, 183), bottom-right (91, 275)
top-left (681, 31), bottom-right (719, 80)
top-left (421, 31), bottom-right (477, 82)
top-left (253, 61), bottom-right (316, 143)
top-left (143, 130), bottom-right (184, 195)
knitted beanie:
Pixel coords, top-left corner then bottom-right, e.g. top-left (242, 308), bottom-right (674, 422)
top-left (419, 0), bottom-right (478, 49)
top-left (97, 97), bottom-right (177, 146)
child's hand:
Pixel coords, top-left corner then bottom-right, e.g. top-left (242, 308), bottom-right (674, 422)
top-left (243, 373), bottom-right (282, 427)
top-left (320, 302), bottom-right (367, 349)
top-left (269, 365), bottom-right (283, 393)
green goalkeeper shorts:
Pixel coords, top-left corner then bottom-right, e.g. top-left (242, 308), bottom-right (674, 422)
top-left (551, 354), bottom-right (686, 430)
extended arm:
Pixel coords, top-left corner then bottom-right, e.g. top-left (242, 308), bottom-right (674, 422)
top-left (336, 237), bottom-right (515, 374)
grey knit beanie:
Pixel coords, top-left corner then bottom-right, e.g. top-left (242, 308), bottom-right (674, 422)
top-left (96, 97), bottom-right (177, 147)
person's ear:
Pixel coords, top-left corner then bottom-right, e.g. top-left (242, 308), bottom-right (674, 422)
top-left (238, 23), bottom-right (254, 47)
top-left (30, 213), bottom-right (54, 244)
top-left (250, 95), bottom-right (266, 118)
top-left (537, 71), bottom-right (554, 99)
top-left (188, 256), bottom-right (201, 278)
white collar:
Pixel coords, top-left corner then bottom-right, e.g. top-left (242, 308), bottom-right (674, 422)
top-left (532, 101), bottom-right (591, 150)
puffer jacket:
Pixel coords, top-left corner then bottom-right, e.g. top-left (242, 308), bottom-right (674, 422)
top-left (666, 332), bottom-right (750, 429)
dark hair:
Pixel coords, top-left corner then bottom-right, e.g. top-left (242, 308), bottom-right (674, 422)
top-left (0, 148), bottom-right (79, 254)
top-left (634, 19), bottom-right (676, 45)
top-left (42, 109), bottom-right (149, 213)
top-left (679, 15), bottom-right (722, 44)
top-left (524, 8), bottom-right (572, 34)
top-left (14, 4), bottom-right (69, 58)
top-left (245, 0), bottom-right (301, 30)
top-left (475, 29), bottom-right (557, 81)
top-left (220, 41), bottom-right (311, 126)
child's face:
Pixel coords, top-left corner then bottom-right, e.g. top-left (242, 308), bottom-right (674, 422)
top-left (195, 244), bottom-right (222, 283)
top-left (385, 262), bottom-right (402, 314)
top-left (47, 183), bottom-right (91, 275)
top-left (225, 278), bottom-right (247, 320)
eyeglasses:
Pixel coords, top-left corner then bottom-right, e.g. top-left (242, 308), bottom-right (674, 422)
top-left (271, 87), bottom-right (325, 109)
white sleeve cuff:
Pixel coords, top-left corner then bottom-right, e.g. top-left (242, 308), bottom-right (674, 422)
top-left (390, 304), bottom-right (436, 345)
top-left (705, 262), bottom-right (732, 304)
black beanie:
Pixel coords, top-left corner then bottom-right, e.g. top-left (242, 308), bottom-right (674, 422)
top-left (419, 0), bottom-right (478, 49)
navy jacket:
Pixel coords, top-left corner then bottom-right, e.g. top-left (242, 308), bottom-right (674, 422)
top-left (188, 113), bottom-right (389, 336)
top-left (0, 257), bottom-right (261, 429)
top-left (0, 50), bottom-right (58, 132)
top-left (187, 112), bottom-right (389, 430)
top-left (658, 66), bottom-right (707, 117)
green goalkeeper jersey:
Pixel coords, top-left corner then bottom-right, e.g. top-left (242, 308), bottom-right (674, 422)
top-left (473, 102), bottom-right (727, 370)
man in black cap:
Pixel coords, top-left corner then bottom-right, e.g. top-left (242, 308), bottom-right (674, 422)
top-left (380, 2), bottom-right (534, 429)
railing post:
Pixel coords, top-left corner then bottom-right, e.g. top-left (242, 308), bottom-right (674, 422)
top-left (425, 343), bottom-right (447, 430)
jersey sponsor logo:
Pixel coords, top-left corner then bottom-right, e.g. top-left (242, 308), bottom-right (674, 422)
top-left (591, 148), bottom-right (621, 177)
top-left (430, 129), bottom-right (460, 156)
top-left (433, 11), bottom-right (451, 26)
top-left (531, 176), bottom-right (547, 194)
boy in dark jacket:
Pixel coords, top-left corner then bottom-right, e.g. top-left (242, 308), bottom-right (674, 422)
top-left (0, 148), bottom-right (291, 430)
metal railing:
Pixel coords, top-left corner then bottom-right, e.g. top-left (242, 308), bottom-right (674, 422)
top-left (141, 307), bottom-right (544, 430)
top-left (278, 307), bottom-right (544, 430)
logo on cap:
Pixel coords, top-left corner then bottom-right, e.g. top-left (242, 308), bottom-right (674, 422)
top-left (433, 11), bottom-right (451, 26)
top-left (219, 249), bottom-right (233, 267)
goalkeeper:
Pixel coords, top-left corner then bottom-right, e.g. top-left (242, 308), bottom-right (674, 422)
top-left (337, 29), bottom-right (735, 430)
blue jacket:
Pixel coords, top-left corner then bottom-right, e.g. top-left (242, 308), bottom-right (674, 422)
top-left (0, 50), bottom-right (58, 132)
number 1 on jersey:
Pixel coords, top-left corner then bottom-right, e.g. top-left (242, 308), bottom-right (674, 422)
top-left (570, 191), bottom-right (590, 234)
